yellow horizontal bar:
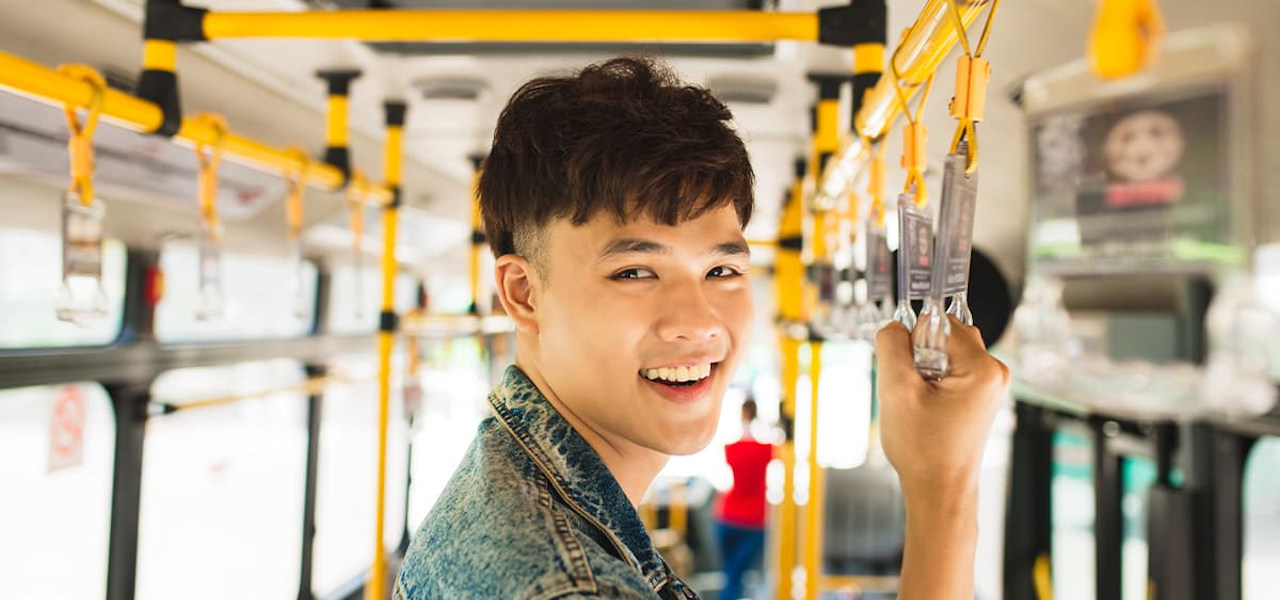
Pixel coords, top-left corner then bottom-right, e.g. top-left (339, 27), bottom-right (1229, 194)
top-left (819, 575), bottom-right (900, 593)
top-left (0, 50), bottom-right (391, 205)
top-left (204, 10), bottom-right (819, 43)
top-left (154, 375), bottom-right (339, 413)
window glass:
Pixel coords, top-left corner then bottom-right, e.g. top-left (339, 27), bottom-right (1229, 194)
top-left (136, 360), bottom-right (308, 600)
top-left (407, 337), bottom-right (491, 530)
top-left (327, 264), bottom-right (418, 334)
top-left (1244, 437), bottom-right (1280, 600)
top-left (1052, 427), bottom-right (1096, 600)
top-left (312, 352), bottom-right (410, 596)
top-left (0, 230), bottom-right (125, 348)
top-left (1121, 457), bottom-right (1157, 600)
top-left (154, 244), bottom-right (316, 343)
top-left (0, 382), bottom-right (115, 600)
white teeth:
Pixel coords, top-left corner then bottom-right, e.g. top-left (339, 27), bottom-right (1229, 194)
top-left (642, 363), bottom-right (714, 383)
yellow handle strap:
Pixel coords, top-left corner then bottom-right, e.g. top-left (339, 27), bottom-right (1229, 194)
top-left (57, 64), bottom-right (106, 206)
top-left (348, 170), bottom-right (367, 254)
top-left (891, 66), bottom-right (933, 204)
top-left (866, 135), bottom-right (887, 228)
top-left (284, 146), bottom-right (309, 241)
top-left (1090, 0), bottom-right (1165, 80)
top-left (947, 0), bottom-right (1000, 173)
top-left (192, 113), bottom-right (229, 244)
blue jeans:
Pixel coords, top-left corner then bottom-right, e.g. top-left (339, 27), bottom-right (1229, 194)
top-left (716, 521), bottom-right (765, 600)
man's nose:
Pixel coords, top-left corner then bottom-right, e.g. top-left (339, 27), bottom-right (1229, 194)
top-left (655, 281), bottom-right (725, 343)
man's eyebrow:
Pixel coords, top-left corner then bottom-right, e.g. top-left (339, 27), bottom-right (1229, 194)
top-left (712, 241), bottom-right (751, 258)
top-left (597, 238), bottom-right (671, 261)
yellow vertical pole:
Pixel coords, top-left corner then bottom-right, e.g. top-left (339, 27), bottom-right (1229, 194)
top-left (468, 154), bottom-right (485, 315)
top-left (367, 101), bottom-right (405, 600)
top-left (804, 84), bottom-right (841, 600)
top-left (774, 158), bottom-right (806, 600)
top-left (670, 480), bottom-right (688, 538)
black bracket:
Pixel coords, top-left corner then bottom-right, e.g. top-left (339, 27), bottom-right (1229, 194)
top-left (144, 0), bottom-right (207, 42)
top-left (378, 310), bottom-right (399, 333)
top-left (818, 0), bottom-right (887, 47)
top-left (317, 69), bottom-right (363, 185)
top-left (384, 100), bottom-right (407, 128)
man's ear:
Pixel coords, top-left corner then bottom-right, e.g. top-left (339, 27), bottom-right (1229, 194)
top-left (494, 254), bottom-right (540, 335)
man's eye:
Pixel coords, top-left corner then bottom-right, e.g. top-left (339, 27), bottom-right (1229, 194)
top-left (708, 266), bottom-right (743, 278)
top-left (613, 268), bottom-right (656, 280)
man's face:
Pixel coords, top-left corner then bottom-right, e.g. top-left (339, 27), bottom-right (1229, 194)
top-left (531, 204), bottom-right (754, 457)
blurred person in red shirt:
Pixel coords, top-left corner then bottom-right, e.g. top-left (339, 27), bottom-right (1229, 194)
top-left (714, 397), bottom-right (774, 599)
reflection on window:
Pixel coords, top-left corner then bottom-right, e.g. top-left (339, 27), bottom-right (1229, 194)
top-left (327, 265), bottom-right (418, 334)
top-left (1121, 457), bottom-right (1157, 600)
top-left (136, 360), bottom-right (307, 600)
top-left (312, 353), bottom-right (410, 596)
top-left (1052, 428), bottom-right (1096, 600)
top-left (154, 244), bottom-right (316, 343)
top-left (1244, 437), bottom-right (1280, 600)
top-left (0, 382), bottom-right (115, 600)
top-left (0, 230), bottom-right (125, 348)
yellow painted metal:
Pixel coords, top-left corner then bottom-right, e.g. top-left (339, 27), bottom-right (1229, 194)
top-left (142, 40), bottom-right (177, 71)
top-left (640, 500), bottom-right (657, 531)
top-left (326, 95), bottom-right (350, 146)
top-left (803, 341), bottom-right (825, 600)
top-left (855, 0), bottom-right (987, 140)
top-left (819, 574), bottom-right (900, 593)
top-left (815, 99), bottom-right (840, 156)
top-left (670, 481), bottom-right (687, 538)
top-left (1034, 553), bottom-right (1053, 600)
top-left (154, 376), bottom-right (334, 412)
top-left (0, 50), bottom-right (391, 204)
top-left (773, 164), bottom-right (805, 600)
top-left (776, 435), bottom-right (798, 600)
top-left (853, 42), bottom-right (886, 75)
top-left (203, 10), bottom-right (819, 42)
top-left (366, 121), bottom-right (404, 600)
top-left (469, 165), bottom-right (483, 312)
top-left (1089, 0), bottom-right (1164, 79)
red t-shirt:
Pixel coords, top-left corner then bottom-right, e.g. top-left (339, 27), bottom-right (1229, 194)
top-left (715, 438), bottom-right (774, 529)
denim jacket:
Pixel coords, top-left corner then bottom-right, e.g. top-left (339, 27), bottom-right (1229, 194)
top-left (396, 366), bottom-right (700, 600)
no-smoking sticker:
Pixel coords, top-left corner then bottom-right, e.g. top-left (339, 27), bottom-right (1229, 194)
top-left (47, 385), bottom-right (86, 473)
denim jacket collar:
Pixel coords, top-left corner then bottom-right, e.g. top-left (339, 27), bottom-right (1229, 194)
top-left (488, 365), bottom-right (672, 592)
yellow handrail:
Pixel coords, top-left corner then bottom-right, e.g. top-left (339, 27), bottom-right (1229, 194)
top-left (0, 50), bottom-right (393, 205)
top-left (820, 0), bottom-right (991, 198)
top-left (202, 10), bottom-right (819, 43)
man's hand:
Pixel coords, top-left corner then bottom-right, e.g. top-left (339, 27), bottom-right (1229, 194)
top-left (875, 316), bottom-right (1010, 600)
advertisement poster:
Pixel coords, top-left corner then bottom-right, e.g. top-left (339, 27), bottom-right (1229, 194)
top-left (1029, 86), bottom-right (1236, 272)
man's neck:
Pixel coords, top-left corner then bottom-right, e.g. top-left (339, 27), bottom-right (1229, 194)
top-left (513, 354), bottom-right (668, 507)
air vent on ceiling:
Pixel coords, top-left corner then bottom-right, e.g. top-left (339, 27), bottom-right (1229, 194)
top-left (707, 75), bottom-right (777, 105)
top-left (411, 77), bottom-right (488, 101)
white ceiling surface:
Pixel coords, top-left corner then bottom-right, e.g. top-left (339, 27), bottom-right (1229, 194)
top-left (1, 0), bottom-right (1277, 286)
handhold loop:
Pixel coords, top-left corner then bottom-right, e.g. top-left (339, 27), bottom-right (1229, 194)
top-left (192, 113), bottom-right (229, 244)
top-left (57, 64), bottom-right (106, 206)
top-left (867, 137), bottom-right (888, 228)
top-left (889, 46), bottom-right (933, 204)
top-left (947, 0), bottom-right (1000, 174)
top-left (284, 146), bottom-right (309, 241)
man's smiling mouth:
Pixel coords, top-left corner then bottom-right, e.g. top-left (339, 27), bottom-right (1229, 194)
top-left (639, 363), bottom-right (717, 387)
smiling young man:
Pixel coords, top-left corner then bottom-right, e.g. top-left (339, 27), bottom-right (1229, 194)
top-left (396, 57), bottom-right (1009, 600)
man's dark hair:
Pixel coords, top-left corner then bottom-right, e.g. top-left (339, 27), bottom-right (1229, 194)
top-left (478, 56), bottom-right (755, 272)
top-left (741, 397), bottom-right (757, 422)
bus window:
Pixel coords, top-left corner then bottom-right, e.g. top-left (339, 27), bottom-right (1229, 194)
top-left (312, 353), bottom-right (410, 596)
top-left (135, 360), bottom-right (308, 600)
top-left (1052, 427), bottom-right (1096, 600)
top-left (0, 382), bottom-right (115, 600)
top-left (1121, 456), bottom-right (1158, 600)
top-left (1243, 437), bottom-right (1280, 600)
top-left (407, 337), bottom-right (491, 528)
top-left (327, 265), bottom-right (418, 334)
top-left (154, 244), bottom-right (317, 343)
top-left (0, 230), bottom-right (125, 348)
